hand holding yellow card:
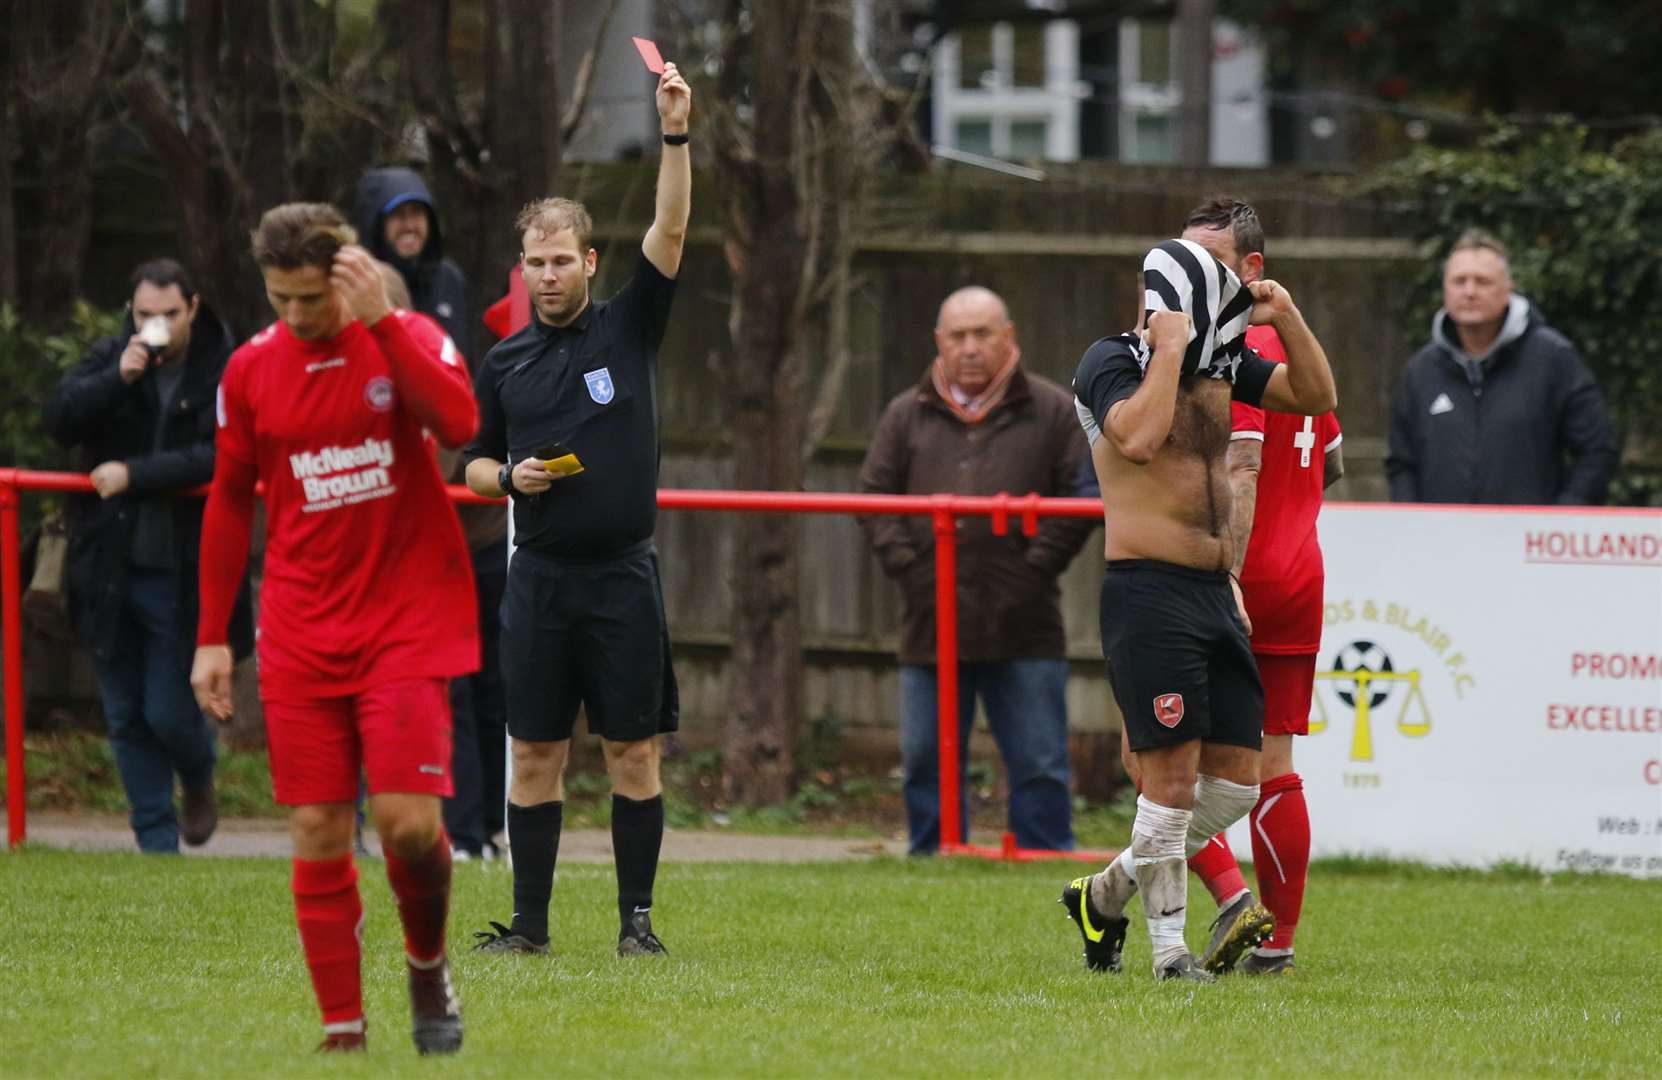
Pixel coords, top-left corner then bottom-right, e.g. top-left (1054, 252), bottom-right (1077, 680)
top-left (534, 444), bottom-right (585, 478)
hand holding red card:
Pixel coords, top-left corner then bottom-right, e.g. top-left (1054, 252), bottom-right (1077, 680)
top-left (632, 36), bottom-right (666, 74)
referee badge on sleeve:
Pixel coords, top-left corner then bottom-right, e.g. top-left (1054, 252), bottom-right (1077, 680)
top-left (584, 367), bottom-right (615, 404)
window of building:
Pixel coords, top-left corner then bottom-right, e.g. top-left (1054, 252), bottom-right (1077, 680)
top-left (954, 119), bottom-right (995, 157)
top-left (935, 20), bottom-right (1079, 161)
top-left (1118, 17), bottom-right (1180, 164)
top-left (1008, 119), bottom-right (1049, 158)
top-left (959, 26), bottom-right (993, 90)
top-left (1136, 20), bottom-right (1172, 87)
top-left (1010, 24), bottom-right (1046, 88)
top-left (1130, 115), bottom-right (1173, 163)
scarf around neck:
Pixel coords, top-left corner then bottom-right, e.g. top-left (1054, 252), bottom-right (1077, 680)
top-left (930, 344), bottom-right (1021, 425)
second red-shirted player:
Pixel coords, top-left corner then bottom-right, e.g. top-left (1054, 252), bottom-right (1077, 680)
top-left (191, 203), bottom-right (479, 1053)
top-left (1180, 199), bottom-right (1344, 976)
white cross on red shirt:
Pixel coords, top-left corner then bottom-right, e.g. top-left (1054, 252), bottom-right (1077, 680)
top-left (1294, 414), bottom-right (1316, 467)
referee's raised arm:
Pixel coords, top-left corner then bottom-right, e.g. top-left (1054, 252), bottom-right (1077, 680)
top-left (642, 62), bottom-right (692, 280)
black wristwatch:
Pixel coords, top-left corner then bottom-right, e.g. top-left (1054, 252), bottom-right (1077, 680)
top-left (498, 461), bottom-right (519, 497)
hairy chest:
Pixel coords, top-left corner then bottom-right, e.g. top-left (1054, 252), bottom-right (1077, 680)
top-left (1167, 375), bottom-right (1232, 460)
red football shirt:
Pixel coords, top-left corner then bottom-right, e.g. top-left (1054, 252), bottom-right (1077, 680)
top-left (210, 310), bottom-right (479, 701)
top-left (1231, 325), bottom-right (1342, 655)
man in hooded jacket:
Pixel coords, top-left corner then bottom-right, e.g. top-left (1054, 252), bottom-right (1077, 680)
top-left (351, 167), bottom-right (473, 362)
top-left (1387, 230), bottom-right (1617, 505)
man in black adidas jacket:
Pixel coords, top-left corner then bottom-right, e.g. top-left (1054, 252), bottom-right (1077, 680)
top-left (1387, 230), bottom-right (1616, 505)
top-left (42, 258), bottom-right (252, 853)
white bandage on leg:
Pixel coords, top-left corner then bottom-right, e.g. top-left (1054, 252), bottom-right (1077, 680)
top-left (1184, 774), bottom-right (1259, 858)
top-left (1130, 795), bottom-right (1192, 973)
top-left (1088, 848), bottom-right (1139, 918)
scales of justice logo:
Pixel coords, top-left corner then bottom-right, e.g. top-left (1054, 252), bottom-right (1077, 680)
top-left (1311, 639), bottom-right (1433, 761)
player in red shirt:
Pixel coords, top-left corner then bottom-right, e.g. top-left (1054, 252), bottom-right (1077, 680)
top-left (1181, 198), bottom-right (1344, 975)
top-left (190, 203), bottom-right (479, 1053)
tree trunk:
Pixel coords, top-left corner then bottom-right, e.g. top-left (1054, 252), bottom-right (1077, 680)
top-left (713, 0), bottom-right (872, 805)
top-left (9, 0), bottom-right (136, 325)
top-left (121, 0), bottom-right (309, 334)
top-left (724, 216), bottom-right (808, 805)
top-left (399, 0), bottom-right (567, 335)
top-left (1176, 0), bottom-right (1214, 166)
top-left (0, 9), bottom-right (17, 308)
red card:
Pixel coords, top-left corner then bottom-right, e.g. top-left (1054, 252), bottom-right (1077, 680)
top-left (631, 36), bottom-right (666, 74)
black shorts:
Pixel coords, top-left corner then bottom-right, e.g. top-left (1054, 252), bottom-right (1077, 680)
top-left (1099, 559), bottom-right (1263, 753)
top-left (501, 539), bottom-right (680, 744)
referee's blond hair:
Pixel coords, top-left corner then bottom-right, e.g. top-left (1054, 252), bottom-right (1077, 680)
top-left (516, 198), bottom-right (593, 251)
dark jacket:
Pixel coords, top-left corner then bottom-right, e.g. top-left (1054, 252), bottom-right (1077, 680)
top-left (41, 305), bottom-right (253, 664)
top-left (1386, 297), bottom-right (1617, 505)
top-left (859, 366), bottom-right (1095, 665)
top-left (351, 167), bottom-right (473, 362)
top-left (353, 167), bottom-right (504, 551)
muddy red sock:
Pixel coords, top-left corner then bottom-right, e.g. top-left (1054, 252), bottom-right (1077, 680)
top-left (1188, 832), bottom-right (1250, 908)
top-left (385, 831), bottom-right (453, 966)
top-left (1251, 773), bottom-right (1310, 951)
top-left (292, 854), bottom-right (364, 1026)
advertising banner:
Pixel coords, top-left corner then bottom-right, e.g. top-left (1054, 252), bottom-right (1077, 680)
top-left (1227, 504), bottom-right (1662, 878)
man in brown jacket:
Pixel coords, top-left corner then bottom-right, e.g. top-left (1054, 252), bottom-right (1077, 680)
top-left (860, 286), bottom-right (1094, 853)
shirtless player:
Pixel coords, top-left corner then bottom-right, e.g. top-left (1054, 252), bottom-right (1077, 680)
top-left (1060, 240), bottom-right (1336, 980)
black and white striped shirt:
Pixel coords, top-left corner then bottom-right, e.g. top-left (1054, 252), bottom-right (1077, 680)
top-left (1139, 238), bottom-right (1254, 379)
top-left (1070, 239), bottom-right (1276, 447)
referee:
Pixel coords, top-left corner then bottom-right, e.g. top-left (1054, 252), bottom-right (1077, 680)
top-left (464, 63), bottom-right (691, 957)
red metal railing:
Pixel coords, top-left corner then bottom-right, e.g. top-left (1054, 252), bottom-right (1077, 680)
top-left (2, 468), bottom-right (1105, 858)
top-left (658, 489), bottom-right (1106, 862)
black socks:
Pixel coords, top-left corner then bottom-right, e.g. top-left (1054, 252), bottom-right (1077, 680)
top-left (507, 800), bottom-right (562, 944)
top-left (611, 793), bottom-right (664, 925)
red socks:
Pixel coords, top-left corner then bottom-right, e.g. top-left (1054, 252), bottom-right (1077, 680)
top-left (1189, 832), bottom-right (1250, 908)
top-left (384, 832), bottom-right (454, 966)
top-left (1251, 772), bottom-right (1310, 951)
top-left (292, 855), bottom-right (365, 1027)
top-left (292, 834), bottom-right (452, 1032)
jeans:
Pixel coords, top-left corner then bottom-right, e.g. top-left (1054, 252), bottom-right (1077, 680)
top-left (92, 567), bottom-right (218, 853)
top-left (900, 659), bottom-right (1074, 854)
top-left (443, 541), bottom-right (508, 854)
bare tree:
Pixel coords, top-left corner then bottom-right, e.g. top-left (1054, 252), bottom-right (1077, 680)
top-left (0, 1), bottom-right (15, 307)
top-left (121, 0), bottom-right (405, 332)
top-left (394, 0), bottom-right (618, 330)
top-left (692, 0), bottom-right (886, 804)
top-left (5, 0), bottom-right (139, 323)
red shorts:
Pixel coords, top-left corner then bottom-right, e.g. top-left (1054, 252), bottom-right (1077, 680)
top-left (1257, 652), bottom-right (1317, 737)
top-left (263, 677), bottom-right (454, 806)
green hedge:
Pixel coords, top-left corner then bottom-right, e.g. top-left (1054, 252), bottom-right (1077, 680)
top-left (1, 302), bottom-right (124, 469)
top-left (1359, 126), bottom-right (1662, 505)
top-left (0, 303), bottom-right (124, 545)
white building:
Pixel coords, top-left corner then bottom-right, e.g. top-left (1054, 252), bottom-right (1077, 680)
top-left (930, 14), bottom-right (1269, 166)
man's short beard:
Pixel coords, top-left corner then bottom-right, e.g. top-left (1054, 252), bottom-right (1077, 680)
top-left (540, 286), bottom-right (588, 325)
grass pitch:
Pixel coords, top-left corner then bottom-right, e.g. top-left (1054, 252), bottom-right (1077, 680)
top-left (1, 849), bottom-right (1658, 1078)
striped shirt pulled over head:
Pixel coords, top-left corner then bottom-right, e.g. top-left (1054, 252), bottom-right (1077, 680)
top-left (1139, 238), bottom-right (1254, 381)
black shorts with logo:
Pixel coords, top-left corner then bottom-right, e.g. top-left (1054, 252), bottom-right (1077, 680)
top-left (1099, 559), bottom-right (1263, 753)
top-left (501, 539), bottom-right (679, 744)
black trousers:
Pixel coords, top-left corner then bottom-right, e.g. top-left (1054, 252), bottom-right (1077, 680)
top-left (443, 540), bottom-right (509, 853)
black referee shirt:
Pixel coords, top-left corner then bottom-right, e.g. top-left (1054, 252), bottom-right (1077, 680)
top-left (463, 250), bottom-right (676, 558)
top-left (1072, 332), bottom-right (1274, 442)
